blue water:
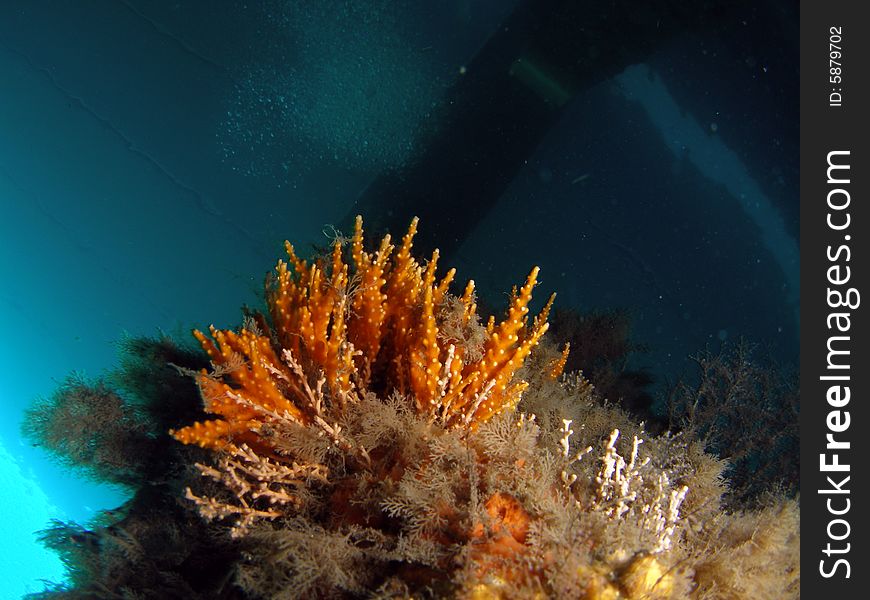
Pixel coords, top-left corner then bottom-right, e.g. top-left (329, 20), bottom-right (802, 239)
top-left (0, 1), bottom-right (797, 596)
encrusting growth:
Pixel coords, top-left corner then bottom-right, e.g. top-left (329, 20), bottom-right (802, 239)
top-left (171, 215), bottom-right (552, 449)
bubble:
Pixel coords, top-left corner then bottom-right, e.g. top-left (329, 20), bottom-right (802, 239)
top-left (217, 1), bottom-right (446, 183)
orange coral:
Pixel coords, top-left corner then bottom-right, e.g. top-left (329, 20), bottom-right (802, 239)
top-left (473, 492), bottom-right (531, 557)
top-left (171, 216), bottom-right (553, 450)
top-left (549, 342), bottom-right (571, 379)
top-left (467, 492), bottom-right (538, 594)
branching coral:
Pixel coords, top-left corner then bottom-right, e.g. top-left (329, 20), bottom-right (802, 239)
top-left (171, 216), bottom-right (553, 452)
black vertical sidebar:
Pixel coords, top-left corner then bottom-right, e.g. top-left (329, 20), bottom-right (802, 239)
top-left (801, 1), bottom-right (869, 596)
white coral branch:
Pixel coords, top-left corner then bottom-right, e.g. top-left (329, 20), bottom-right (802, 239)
top-left (589, 429), bottom-right (688, 553)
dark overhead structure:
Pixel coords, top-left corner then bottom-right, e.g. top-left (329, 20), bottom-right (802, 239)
top-left (342, 0), bottom-right (740, 259)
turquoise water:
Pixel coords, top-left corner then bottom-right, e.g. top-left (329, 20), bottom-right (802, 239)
top-left (1, 1), bottom-right (797, 596)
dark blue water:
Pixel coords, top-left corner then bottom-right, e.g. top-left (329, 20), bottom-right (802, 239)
top-left (0, 1), bottom-right (797, 596)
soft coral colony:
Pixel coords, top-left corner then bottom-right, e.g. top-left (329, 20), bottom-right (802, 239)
top-left (171, 216), bottom-right (551, 453)
top-left (27, 216), bottom-right (800, 600)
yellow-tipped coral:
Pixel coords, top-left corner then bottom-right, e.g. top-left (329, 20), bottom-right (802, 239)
top-left (171, 216), bottom-right (552, 450)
